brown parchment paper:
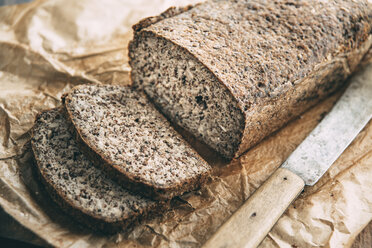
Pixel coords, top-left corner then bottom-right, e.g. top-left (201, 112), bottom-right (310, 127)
top-left (0, 0), bottom-right (371, 247)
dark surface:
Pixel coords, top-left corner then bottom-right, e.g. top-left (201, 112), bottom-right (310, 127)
top-left (0, 208), bottom-right (48, 247)
top-left (0, 237), bottom-right (43, 248)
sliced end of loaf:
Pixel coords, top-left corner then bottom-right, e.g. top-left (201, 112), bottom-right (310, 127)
top-left (129, 33), bottom-right (245, 159)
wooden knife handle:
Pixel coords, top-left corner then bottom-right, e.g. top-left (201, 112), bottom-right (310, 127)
top-left (202, 168), bottom-right (305, 248)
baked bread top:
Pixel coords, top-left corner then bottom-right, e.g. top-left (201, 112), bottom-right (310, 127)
top-left (136, 0), bottom-right (371, 105)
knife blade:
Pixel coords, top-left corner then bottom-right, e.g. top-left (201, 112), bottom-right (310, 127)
top-left (203, 64), bottom-right (372, 248)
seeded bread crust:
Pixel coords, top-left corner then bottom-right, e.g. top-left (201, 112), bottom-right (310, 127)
top-left (31, 108), bottom-right (165, 233)
top-left (132, 5), bottom-right (197, 33)
top-left (62, 85), bottom-right (211, 200)
top-left (129, 0), bottom-right (372, 159)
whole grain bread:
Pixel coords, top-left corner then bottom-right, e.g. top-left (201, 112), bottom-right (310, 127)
top-left (31, 108), bottom-right (164, 233)
top-left (129, 0), bottom-right (372, 159)
top-left (62, 85), bottom-right (211, 200)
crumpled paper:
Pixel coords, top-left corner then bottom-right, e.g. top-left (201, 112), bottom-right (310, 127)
top-left (0, 0), bottom-right (371, 247)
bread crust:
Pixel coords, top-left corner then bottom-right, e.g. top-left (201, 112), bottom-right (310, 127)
top-left (132, 5), bottom-right (197, 32)
top-left (31, 108), bottom-right (167, 234)
top-left (62, 86), bottom-right (211, 201)
top-left (129, 0), bottom-right (372, 159)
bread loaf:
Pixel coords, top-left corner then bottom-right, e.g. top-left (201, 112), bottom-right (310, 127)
top-left (31, 108), bottom-right (163, 233)
top-left (129, 0), bottom-right (372, 159)
top-left (63, 85), bottom-right (211, 200)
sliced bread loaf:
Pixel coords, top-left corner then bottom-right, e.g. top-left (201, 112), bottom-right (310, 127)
top-left (129, 0), bottom-right (372, 159)
top-left (62, 85), bottom-right (211, 200)
top-left (31, 108), bottom-right (163, 233)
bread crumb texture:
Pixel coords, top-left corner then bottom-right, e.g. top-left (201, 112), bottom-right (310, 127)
top-left (31, 108), bottom-right (156, 221)
top-left (65, 85), bottom-right (211, 189)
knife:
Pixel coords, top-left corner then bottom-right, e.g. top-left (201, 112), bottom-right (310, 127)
top-left (203, 64), bottom-right (372, 248)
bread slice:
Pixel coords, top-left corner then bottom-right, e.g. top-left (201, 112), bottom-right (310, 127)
top-left (62, 85), bottom-right (211, 200)
top-left (129, 0), bottom-right (372, 159)
top-left (31, 108), bottom-right (163, 233)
